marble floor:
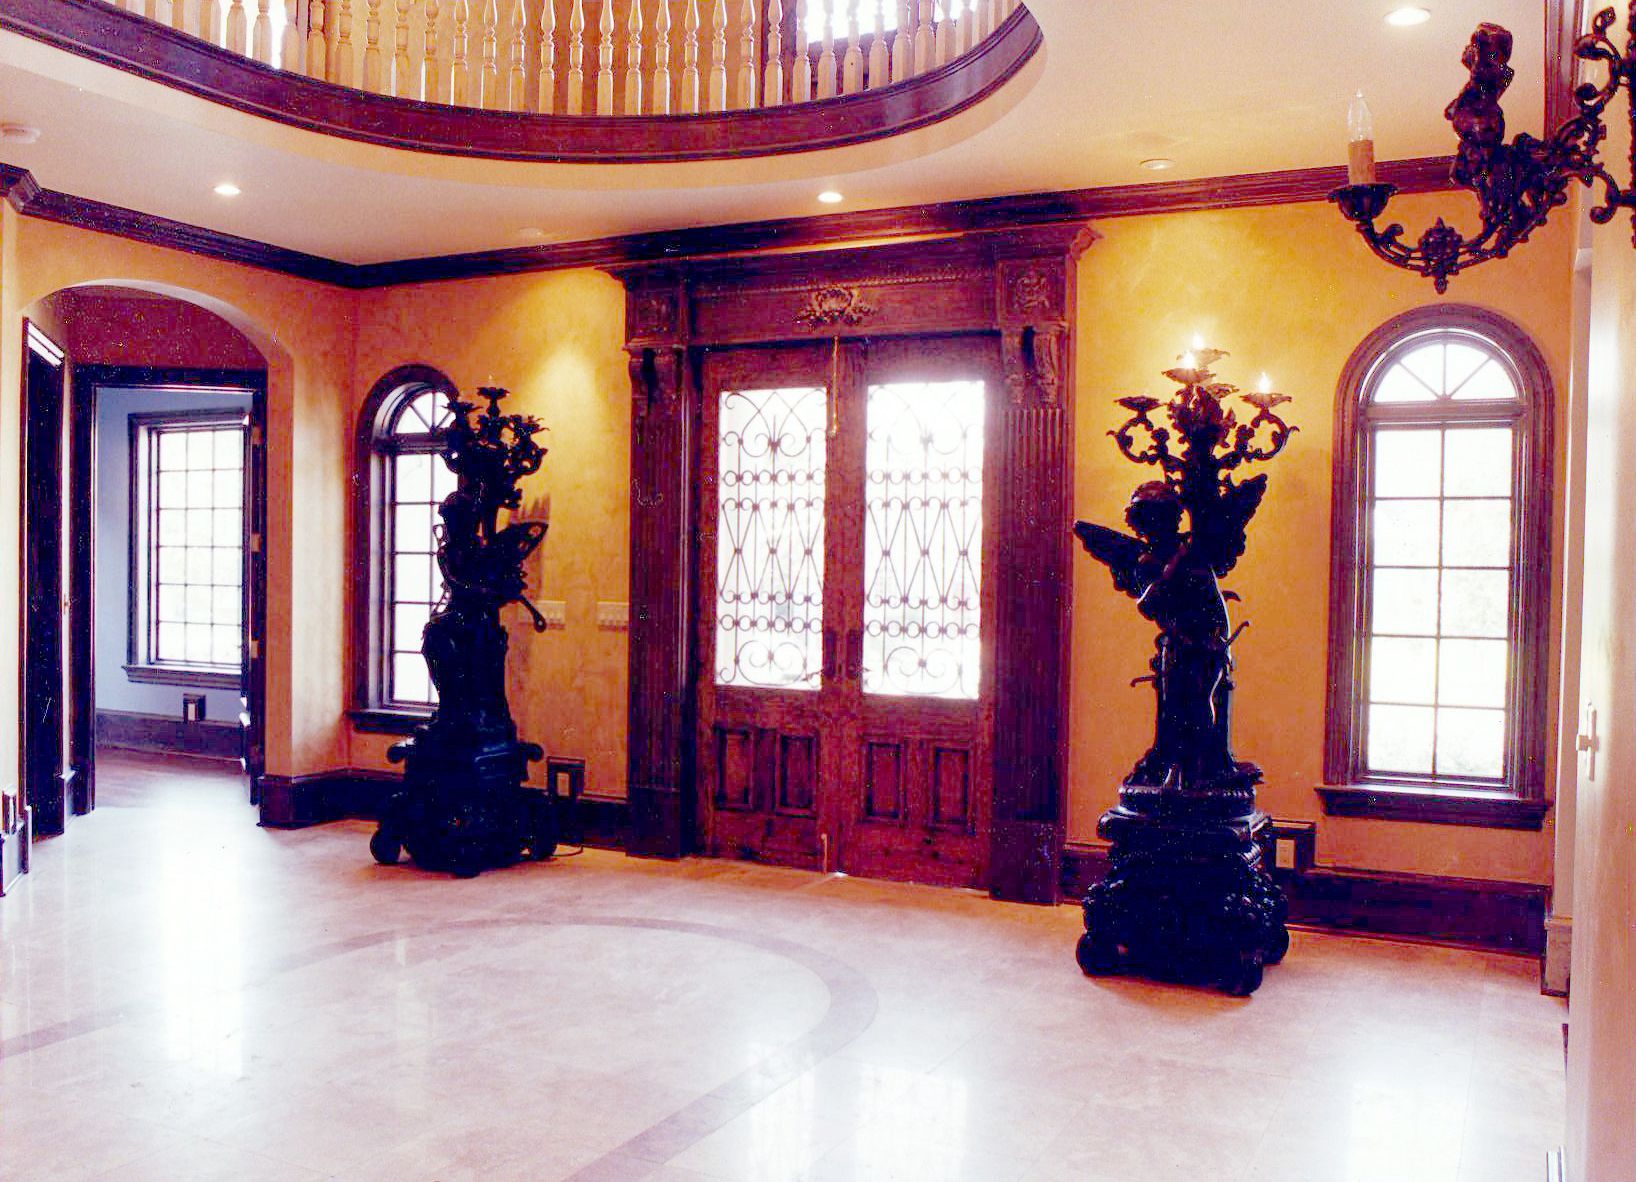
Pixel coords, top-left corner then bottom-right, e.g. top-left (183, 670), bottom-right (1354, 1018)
top-left (0, 752), bottom-right (1565, 1182)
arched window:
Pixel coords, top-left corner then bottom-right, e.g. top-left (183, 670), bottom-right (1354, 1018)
top-left (352, 365), bottom-right (458, 727)
top-left (1322, 307), bottom-right (1553, 829)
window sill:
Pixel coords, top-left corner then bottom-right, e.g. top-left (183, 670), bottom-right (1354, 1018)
top-left (124, 663), bottom-right (241, 690)
top-left (1316, 783), bottom-right (1549, 831)
top-left (349, 707), bottom-right (432, 736)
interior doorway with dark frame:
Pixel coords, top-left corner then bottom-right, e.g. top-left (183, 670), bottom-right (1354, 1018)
top-left (72, 364), bottom-right (270, 810)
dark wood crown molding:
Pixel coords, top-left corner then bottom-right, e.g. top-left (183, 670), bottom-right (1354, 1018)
top-left (0, 154), bottom-right (1459, 291)
top-left (1, 0), bottom-right (1039, 164)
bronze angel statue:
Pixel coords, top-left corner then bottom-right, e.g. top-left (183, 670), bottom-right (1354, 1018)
top-left (1076, 350), bottom-right (1291, 806)
top-left (1073, 347), bottom-right (1294, 995)
top-left (372, 386), bottom-right (557, 877)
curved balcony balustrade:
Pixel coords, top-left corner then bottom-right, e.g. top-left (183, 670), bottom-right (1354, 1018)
top-left (3, 0), bottom-right (1039, 161)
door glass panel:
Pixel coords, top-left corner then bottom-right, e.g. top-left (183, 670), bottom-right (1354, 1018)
top-left (862, 380), bottom-right (985, 699)
top-left (715, 386), bottom-right (828, 690)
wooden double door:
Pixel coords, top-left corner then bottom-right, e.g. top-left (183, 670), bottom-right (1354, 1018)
top-left (696, 336), bottom-right (997, 888)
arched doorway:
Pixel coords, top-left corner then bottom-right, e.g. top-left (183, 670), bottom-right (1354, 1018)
top-left (14, 284), bottom-right (271, 867)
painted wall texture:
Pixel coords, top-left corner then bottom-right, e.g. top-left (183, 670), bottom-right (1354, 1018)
top-left (1070, 191), bottom-right (1574, 883)
top-left (1, 216), bottom-right (359, 783)
top-left (1, 190), bottom-right (1576, 890)
top-left (1565, 111), bottom-right (1636, 1181)
top-left (349, 269), bottom-right (632, 801)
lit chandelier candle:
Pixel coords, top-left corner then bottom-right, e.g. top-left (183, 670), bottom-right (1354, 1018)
top-left (1347, 91), bottom-right (1377, 185)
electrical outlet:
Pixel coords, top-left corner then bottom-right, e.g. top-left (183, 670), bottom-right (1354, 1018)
top-left (182, 693), bottom-right (206, 723)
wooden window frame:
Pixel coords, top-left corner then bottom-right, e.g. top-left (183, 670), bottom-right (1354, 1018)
top-left (349, 364), bottom-right (457, 734)
top-left (1321, 305), bottom-right (1553, 830)
top-left (126, 408), bottom-right (248, 690)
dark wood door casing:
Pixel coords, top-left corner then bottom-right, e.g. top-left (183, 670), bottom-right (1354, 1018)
top-left (21, 320), bottom-right (68, 838)
top-left (608, 224), bottom-right (1095, 903)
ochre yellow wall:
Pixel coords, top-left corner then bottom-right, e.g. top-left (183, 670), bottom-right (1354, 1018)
top-left (349, 270), bottom-right (631, 799)
top-left (0, 217), bottom-right (359, 783)
top-left (1070, 192), bottom-right (1574, 883)
top-left (1, 193), bottom-right (1575, 889)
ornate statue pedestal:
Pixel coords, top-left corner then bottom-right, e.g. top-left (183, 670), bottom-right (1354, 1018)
top-left (1077, 788), bottom-right (1289, 996)
top-left (371, 732), bottom-right (556, 878)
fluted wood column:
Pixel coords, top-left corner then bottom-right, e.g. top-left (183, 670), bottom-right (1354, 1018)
top-left (987, 222), bottom-right (1096, 903)
top-left (615, 268), bottom-right (695, 859)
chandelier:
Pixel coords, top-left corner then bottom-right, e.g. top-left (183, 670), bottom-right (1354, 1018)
top-left (1330, 4), bottom-right (1636, 292)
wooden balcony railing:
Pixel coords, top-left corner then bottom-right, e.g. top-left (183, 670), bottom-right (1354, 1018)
top-left (99, 0), bottom-right (1023, 115)
top-left (5, 0), bottom-right (1039, 160)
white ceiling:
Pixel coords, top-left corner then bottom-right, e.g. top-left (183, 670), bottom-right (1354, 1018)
top-left (0, 0), bottom-right (1546, 264)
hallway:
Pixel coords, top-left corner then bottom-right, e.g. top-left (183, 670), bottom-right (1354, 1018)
top-left (0, 753), bottom-right (1566, 1182)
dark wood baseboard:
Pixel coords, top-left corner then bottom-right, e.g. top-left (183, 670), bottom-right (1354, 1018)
top-left (257, 768), bottom-right (632, 846)
top-left (1062, 838), bottom-right (1547, 955)
top-left (257, 769), bottom-right (398, 828)
top-left (0, 808), bottom-right (30, 895)
top-left (96, 709), bottom-right (241, 760)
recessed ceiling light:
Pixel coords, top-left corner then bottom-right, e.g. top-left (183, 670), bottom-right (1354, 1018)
top-left (1139, 157), bottom-right (1175, 171)
top-left (517, 226), bottom-right (548, 240)
top-left (817, 190), bottom-right (844, 204)
top-left (1386, 6), bottom-right (1431, 26)
top-left (213, 182), bottom-right (241, 197)
top-left (0, 123), bottom-right (41, 144)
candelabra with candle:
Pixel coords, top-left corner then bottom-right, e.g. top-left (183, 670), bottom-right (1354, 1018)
top-left (1331, 9), bottom-right (1636, 291)
top-left (1073, 342), bottom-right (1293, 996)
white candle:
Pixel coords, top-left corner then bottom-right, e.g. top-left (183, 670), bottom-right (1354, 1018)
top-left (1348, 91), bottom-right (1376, 185)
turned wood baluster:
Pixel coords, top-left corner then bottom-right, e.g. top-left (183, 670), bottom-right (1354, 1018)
top-left (680, 0), bottom-right (701, 114)
top-left (226, 0), bottom-right (247, 53)
top-left (762, 0), bottom-right (783, 106)
top-left (912, 0), bottom-right (931, 74)
top-left (624, 0), bottom-right (645, 114)
top-left (251, 0), bottom-right (271, 61)
top-left (199, 0), bottom-right (221, 44)
top-left (535, 0), bottom-right (555, 111)
top-left (450, 0), bottom-right (471, 105)
top-left (736, 0), bottom-right (757, 109)
top-left (506, 0), bottom-right (527, 110)
top-left (145, 0), bottom-right (160, 23)
top-left (565, 0), bottom-right (585, 114)
top-left (307, 0), bottom-right (328, 77)
top-left (841, 0), bottom-right (862, 93)
top-left (865, 0), bottom-right (887, 88)
top-left (170, 0), bottom-right (187, 32)
top-left (651, 0), bottom-right (672, 113)
top-left (479, 0), bottom-right (501, 107)
top-left (889, 0), bottom-right (909, 81)
top-left (707, 0), bottom-right (728, 111)
top-left (280, 0), bottom-right (301, 68)
top-left (393, 0), bottom-right (415, 96)
top-left (816, 0), bottom-right (836, 98)
top-left (596, 0), bottom-right (616, 113)
top-left (363, 0), bottom-right (384, 90)
top-left (790, 0), bottom-right (811, 102)
top-left (333, 0), bottom-right (356, 84)
top-left (934, 0), bottom-right (953, 65)
top-left (423, 0), bottom-right (445, 101)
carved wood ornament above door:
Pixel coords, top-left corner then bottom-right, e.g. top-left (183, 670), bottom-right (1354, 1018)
top-left (606, 222), bottom-right (1095, 904)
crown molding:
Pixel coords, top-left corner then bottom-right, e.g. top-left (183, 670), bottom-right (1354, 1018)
top-left (1, 156), bottom-right (1459, 291)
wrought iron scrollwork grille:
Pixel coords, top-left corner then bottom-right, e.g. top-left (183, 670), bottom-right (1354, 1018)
top-left (714, 386), bottom-right (829, 690)
top-left (862, 380), bottom-right (986, 699)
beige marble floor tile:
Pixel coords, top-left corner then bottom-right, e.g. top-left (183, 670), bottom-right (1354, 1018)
top-left (0, 753), bottom-right (1567, 1182)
